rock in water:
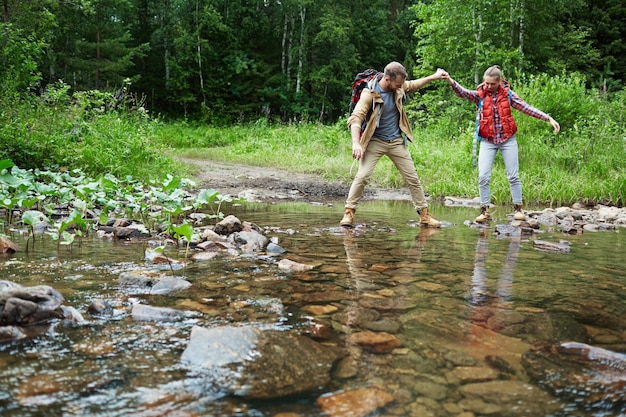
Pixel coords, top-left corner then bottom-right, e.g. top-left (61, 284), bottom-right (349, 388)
top-left (522, 341), bottom-right (626, 412)
top-left (181, 325), bottom-right (343, 399)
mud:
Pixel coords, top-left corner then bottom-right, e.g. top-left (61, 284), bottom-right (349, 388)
top-left (183, 158), bottom-right (414, 203)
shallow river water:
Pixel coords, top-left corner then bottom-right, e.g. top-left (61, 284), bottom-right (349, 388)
top-left (0, 200), bottom-right (624, 417)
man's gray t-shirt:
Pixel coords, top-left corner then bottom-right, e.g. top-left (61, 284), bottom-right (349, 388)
top-left (373, 82), bottom-right (402, 140)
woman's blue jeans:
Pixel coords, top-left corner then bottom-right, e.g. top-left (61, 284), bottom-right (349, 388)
top-left (477, 136), bottom-right (522, 206)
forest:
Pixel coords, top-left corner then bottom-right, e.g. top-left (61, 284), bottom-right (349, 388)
top-left (2, 0), bottom-right (625, 123)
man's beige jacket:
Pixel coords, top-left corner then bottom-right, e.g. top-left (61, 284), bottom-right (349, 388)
top-left (347, 78), bottom-right (426, 151)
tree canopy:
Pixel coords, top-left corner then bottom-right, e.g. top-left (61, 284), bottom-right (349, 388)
top-left (2, 0), bottom-right (624, 123)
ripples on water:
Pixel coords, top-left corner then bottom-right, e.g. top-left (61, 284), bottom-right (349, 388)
top-left (0, 201), bottom-right (624, 416)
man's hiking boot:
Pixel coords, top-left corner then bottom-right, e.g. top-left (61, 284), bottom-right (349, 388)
top-left (418, 207), bottom-right (441, 228)
top-left (475, 206), bottom-right (491, 223)
top-left (513, 203), bottom-right (526, 221)
top-left (340, 208), bottom-right (355, 227)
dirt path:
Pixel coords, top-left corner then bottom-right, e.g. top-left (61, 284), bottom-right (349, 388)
top-left (182, 158), bottom-right (413, 203)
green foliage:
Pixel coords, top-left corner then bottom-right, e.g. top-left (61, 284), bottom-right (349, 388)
top-left (0, 79), bottom-right (185, 182)
top-left (1, 163), bottom-right (239, 259)
top-left (0, 24), bottom-right (44, 97)
top-left (512, 72), bottom-right (596, 133)
top-left (156, 81), bottom-right (625, 207)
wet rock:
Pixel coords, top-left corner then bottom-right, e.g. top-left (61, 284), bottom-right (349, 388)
top-left (214, 215), bottom-right (242, 235)
top-left (458, 380), bottom-right (560, 416)
top-left (485, 355), bottom-right (516, 375)
top-left (0, 284), bottom-right (65, 325)
top-left (277, 258), bottom-right (314, 272)
top-left (0, 236), bottom-right (19, 253)
top-left (87, 299), bottom-right (114, 317)
top-left (200, 228), bottom-right (227, 242)
top-left (536, 210), bottom-right (558, 226)
top-left (362, 319), bottom-right (402, 334)
top-left (60, 306), bottom-right (86, 324)
top-left (303, 291), bottom-right (349, 304)
top-left (181, 325), bottom-right (343, 399)
top-left (446, 366), bottom-right (499, 384)
top-left (597, 205), bottom-right (623, 223)
top-left (105, 218), bottom-right (131, 227)
top-left (316, 386), bottom-right (394, 417)
top-left (131, 304), bottom-right (188, 322)
top-left (100, 225), bottom-right (151, 240)
top-left (232, 230), bottom-right (268, 252)
top-left (347, 331), bottom-right (401, 353)
top-left (0, 325), bottom-right (26, 341)
top-left (266, 242), bottom-right (286, 254)
top-left (332, 355), bottom-right (359, 379)
top-left (0, 280), bottom-right (22, 291)
top-left (583, 223), bottom-right (599, 232)
top-left (119, 270), bottom-right (160, 288)
top-left (118, 271), bottom-right (191, 295)
top-left (190, 251), bottom-right (220, 262)
top-left (494, 224), bottom-right (521, 237)
top-left (150, 276), bottom-right (192, 294)
top-left (303, 304), bottom-right (339, 315)
top-left (332, 308), bottom-right (379, 326)
top-left (522, 341), bottom-right (626, 412)
top-left (532, 239), bottom-right (571, 253)
top-left (358, 296), bottom-right (414, 312)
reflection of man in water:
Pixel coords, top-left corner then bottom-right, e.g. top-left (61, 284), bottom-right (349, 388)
top-left (469, 232), bottom-right (521, 332)
top-left (341, 226), bottom-right (440, 345)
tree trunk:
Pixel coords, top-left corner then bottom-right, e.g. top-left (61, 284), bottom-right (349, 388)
top-left (195, 0), bottom-right (206, 104)
top-left (295, 6), bottom-right (305, 93)
top-left (519, 0), bottom-right (525, 70)
top-left (287, 13), bottom-right (294, 91)
top-left (96, 4), bottom-right (101, 89)
top-left (472, 6), bottom-right (483, 85)
top-left (281, 12), bottom-right (288, 75)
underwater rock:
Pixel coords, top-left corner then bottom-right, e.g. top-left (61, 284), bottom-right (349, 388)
top-left (181, 325), bottom-right (343, 399)
top-left (131, 304), bottom-right (189, 322)
top-left (532, 239), bottom-right (571, 253)
top-left (317, 386), bottom-right (394, 417)
top-left (522, 341), bottom-right (626, 412)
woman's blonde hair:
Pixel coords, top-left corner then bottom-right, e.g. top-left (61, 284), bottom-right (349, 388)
top-left (483, 65), bottom-right (502, 80)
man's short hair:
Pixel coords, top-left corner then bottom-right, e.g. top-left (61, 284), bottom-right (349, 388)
top-left (384, 61), bottom-right (408, 81)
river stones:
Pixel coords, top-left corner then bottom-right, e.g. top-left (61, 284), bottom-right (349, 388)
top-left (522, 341), bottom-right (626, 412)
top-left (0, 283), bottom-right (65, 326)
top-left (532, 239), bottom-right (571, 253)
top-left (181, 325), bottom-right (344, 399)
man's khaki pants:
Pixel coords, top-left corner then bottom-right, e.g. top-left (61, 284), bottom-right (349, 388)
top-left (345, 137), bottom-right (427, 211)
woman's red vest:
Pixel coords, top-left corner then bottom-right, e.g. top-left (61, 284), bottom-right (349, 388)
top-left (476, 83), bottom-right (518, 140)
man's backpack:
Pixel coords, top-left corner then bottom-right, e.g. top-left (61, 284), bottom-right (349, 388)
top-left (348, 68), bottom-right (380, 114)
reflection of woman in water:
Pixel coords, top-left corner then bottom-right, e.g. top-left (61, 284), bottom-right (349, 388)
top-left (469, 233), bottom-right (521, 331)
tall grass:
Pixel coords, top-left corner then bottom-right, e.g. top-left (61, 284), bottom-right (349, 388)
top-left (169, 74), bottom-right (625, 206)
top-left (0, 81), bottom-right (185, 182)
top-left (2, 75), bottom-right (623, 206)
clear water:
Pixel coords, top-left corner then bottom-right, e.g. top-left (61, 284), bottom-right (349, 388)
top-left (0, 200), bottom-right (624, 416)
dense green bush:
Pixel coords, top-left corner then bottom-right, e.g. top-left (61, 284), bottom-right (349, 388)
top-left (0, 80), bottom-right (185, 182)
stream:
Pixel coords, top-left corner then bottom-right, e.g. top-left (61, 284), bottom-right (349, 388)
top-left (0, 200), bottom-right (624, 417)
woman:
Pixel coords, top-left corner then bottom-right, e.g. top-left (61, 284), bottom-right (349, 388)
top-left (443, 66), bottom-right (560, 222)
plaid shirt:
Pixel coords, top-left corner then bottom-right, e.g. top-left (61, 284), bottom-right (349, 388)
top-left (451, 80), bottom-right (550, 144)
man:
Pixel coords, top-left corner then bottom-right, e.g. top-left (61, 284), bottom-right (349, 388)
top-left (443, 65), bottom-right (560, 223)
top-left (340, 61), bottom-right (446, 228)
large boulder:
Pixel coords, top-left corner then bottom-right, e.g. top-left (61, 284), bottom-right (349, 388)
top-left (181, 325), bottom-right (344, 399)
